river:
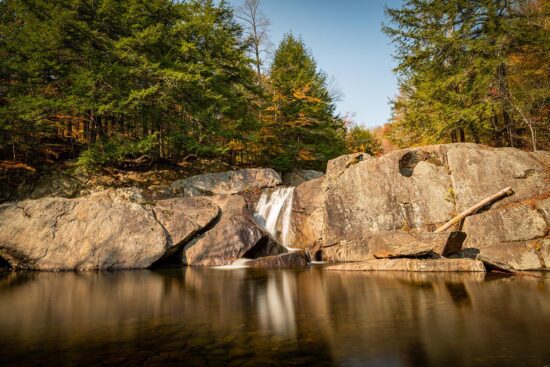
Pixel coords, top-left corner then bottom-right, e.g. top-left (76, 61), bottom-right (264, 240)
top-left (0, 267), bottom-right (549, 366)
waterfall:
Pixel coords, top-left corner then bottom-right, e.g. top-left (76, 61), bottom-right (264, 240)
top-left (254, 187), bottom-right (295, 249)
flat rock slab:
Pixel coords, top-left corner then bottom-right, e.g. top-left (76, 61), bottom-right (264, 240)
top-left (247, 251), bottom-right (310, 268)
top-left (171, 168), bottom-right (281, 196)
top-left (369, 232), bottom-right (435, 258)
top-left (327, 258), bottom-right (486, 272)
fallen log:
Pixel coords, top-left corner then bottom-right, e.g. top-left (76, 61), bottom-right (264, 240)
top-left (434, 186), bottom-right (513, 233)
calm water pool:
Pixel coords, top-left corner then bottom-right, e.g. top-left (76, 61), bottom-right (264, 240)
top-left (0, 267), bottom-right (549, 366)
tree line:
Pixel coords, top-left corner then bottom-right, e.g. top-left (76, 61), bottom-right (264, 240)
top-left (383, 0), bottom-right (549, 151)
top-left (1, 0), bottom-right (546, 176)
top-left (0, 0), bottom-right (379, 173)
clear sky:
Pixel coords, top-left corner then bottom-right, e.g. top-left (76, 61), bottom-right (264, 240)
top-left (228, 0), bottom-right (404, 128)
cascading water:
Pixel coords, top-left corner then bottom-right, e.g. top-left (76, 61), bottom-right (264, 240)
top-left (254, 187), bottom-right (295, 249)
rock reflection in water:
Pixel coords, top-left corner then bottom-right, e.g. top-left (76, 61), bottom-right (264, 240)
top-left (0, 269), bottom-right (549, 366)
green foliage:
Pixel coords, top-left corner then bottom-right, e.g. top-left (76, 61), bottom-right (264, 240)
top-left (384, 0), bottom-right (549, 151)
top-left (0, 0), bottom-right (348, 172)
top-left (345, 125), bottom-right (382, 156)
top-left (77, 133), bottom-right (159, 170)
top-left (264, 34), bottom-right (346, 171)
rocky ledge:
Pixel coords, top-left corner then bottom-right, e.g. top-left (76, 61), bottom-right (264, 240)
top-left (0, 144), bottom-right (548, 272)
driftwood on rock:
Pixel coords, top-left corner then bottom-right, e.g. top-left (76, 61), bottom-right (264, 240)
top-left (434, 187), bottom-right (513, 233)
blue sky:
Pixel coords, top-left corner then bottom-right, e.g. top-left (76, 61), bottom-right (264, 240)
top-left (228, 0), bottom-right (404, 128)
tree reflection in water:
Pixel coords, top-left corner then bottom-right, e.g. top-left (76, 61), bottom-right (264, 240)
top-left (0, 268), bottom-right (549, 366)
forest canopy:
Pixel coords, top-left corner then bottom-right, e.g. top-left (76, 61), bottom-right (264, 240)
top-left (383, 0), bottom-right (549, 151)
top-left (0, 0), bottom-right (360, 172)
top-left (0, 0), bottom-right (547, 177)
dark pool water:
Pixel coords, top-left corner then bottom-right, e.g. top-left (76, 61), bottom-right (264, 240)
top-left (0, 267), bottom-right (549, 367)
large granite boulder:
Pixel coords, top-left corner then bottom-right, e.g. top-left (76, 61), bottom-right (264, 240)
top-left (0, 197), bottom-right (167, 271)
top-left (171, 168), bottom-right (281, 196)
top-left (0, 193), bottom-right (221, 271)
top-left (321, 144), bottom-right (550, 270)
top-left (462, 203), bottom-right (547, 247)
top-left (327, 258), bottom-right (486, 272)
top-left (179, 195), bottom-right (287, 266)
top-left (289, 177), bottom-right (325, 249)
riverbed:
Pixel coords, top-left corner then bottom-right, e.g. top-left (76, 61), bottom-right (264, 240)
top-left (0, 267), bottom-right (549, 366)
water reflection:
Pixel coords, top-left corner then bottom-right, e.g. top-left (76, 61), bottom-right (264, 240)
top-left (0, 269), bottom-right (549, 366)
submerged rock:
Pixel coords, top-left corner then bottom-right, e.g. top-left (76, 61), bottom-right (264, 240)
top-left (179, 195), bottom-right (287, 266)
top-left (327, 258), bottom-right (486, 272)
top-left (171, 168), bottom-right (281, 196)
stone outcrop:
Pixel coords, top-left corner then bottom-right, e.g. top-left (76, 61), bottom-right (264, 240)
top-left (325, 152), bottom-right (372, 180)
top-left (319, 144), bottom-right (550, 271)
top-left (282, 169), bottom-right (324, 186)
top-left (0, 197), bottom-right (168, 271)
top-left (179, 195), bottom-right (287, 266)
top-left (289, 177), bottom-right (324, 249)
top-left (150, 197), bottom-right (220, 259)
top-left (171, 168), bottom-right (281, 196)
top-left (327, 258), bottom-right (486, 272)
top-left (1, 144), bottom-right (548, 273)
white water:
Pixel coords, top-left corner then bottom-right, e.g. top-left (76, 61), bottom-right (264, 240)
top-left (254, 187), bottom-right (295, 249)
top-left (213, 258), bottom-right (251, 269)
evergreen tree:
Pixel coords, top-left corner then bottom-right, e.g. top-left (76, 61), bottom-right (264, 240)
top-left (265, 34), bottom-right (346, 171)
top-left (384, 0), bottom-right (549, 150)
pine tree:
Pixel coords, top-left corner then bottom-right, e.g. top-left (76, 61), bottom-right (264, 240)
top-left (384, 0), bottom-right (549, 150)
top-left (266, 34), bottom-right (345, 171)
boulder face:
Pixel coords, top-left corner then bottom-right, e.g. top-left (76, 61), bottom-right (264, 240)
top-left (151, 197), bottom-right (220, 258)
top-left (323, 145), bottom-right (455, 246)
top-left (320, 144), bottom-right (550, 270)
top-left (289, 177), bottom-right (325, 249)
top-left (0, 197), bottom-right (168, 271)
top-left (477, 241), bottom-right (547, 272)
top-left (171, 168), bottom-right (281, 196)
top-left (179, 195), bottom-right (287, 266)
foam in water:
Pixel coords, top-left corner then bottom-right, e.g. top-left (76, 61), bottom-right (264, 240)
top-left (212, 258), bottom-right (252, 269)
top-left (254, 187), bottom-right (295, 249)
